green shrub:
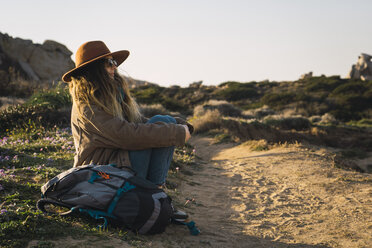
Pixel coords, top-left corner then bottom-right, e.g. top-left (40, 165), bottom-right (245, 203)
top-left (162, 97), bottom-right (186, 112)
top-left (194, 100), bottom-right (242, 117)
top-left (27, 84), bottom-right (71, 108)
top-left (261, 92), bottom-right (296, 108)
top-left (304, 76), bottom-right (343, 92)
top-left (215, 81), bottom-right (258, 101)
top-left (331, 82), bottom-right (367, 95)
top-left (347, 118), bottom-right (372, 128)
top-left (131, 85), bottom-right (162, 104)
top-left (263, 116), bottom-right (311, 131)
top-left (329, 109), bottom-right (360, 122)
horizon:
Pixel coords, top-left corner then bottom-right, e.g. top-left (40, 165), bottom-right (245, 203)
top-left (1, 0), bottom-right (372, 87)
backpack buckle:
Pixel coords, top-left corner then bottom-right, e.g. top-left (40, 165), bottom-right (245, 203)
top-left (98, 171), bottom-right (110, 179)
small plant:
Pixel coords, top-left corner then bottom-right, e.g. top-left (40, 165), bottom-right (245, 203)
top-left (213, 132), bottom-right (233, 144)
top-left (242, 139), bottom-right (270, 151)
top-left (347, 119), bottom-right (372, 128)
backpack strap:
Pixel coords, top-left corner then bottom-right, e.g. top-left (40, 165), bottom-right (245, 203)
top-left (138, 192), bottom-right (168, 234)
top-left (36, 198), bottom-right (75, 216)
top-left (107, 181), bottom-right (136, 214)
top-left (172, 219), bottom-right (201, 235)
top-left (75, 208), bottom-right (116, 230)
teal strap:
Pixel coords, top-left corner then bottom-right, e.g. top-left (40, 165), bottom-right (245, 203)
top-left (88, 171), bottom-right (100, 184)
top-left (117, 87), bottom-right (126, 103)
top-left (107, 182), bottom-right (136, 214)
top-left (181, 220), bottom-right (200, 235)
top-left (122, 181), bottom-right (136, 192)
top-left (77, 208), bottom-right (116, 230)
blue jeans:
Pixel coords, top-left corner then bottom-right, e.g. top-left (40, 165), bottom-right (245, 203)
top-left (128, 115), bottom-right (176, 185)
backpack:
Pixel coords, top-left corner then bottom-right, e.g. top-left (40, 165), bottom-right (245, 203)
top-left (36, 164), bottom-right (174, 234)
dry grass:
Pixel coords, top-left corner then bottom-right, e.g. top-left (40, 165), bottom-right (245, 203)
top-left (193, 100), bottom-right (242, 117)
top-left (191, 110), bottom-right (223, 134)
top-left (241, 139), bottom-right (270, 151)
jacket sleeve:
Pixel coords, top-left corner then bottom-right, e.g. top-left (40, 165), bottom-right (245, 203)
top-left (79, 105), bottom-right (186, 150)
top-left (174, 117), bottom-right (194, 134)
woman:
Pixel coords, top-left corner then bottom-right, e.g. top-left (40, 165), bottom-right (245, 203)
top-left (62, 40), bottom-right (191, 188)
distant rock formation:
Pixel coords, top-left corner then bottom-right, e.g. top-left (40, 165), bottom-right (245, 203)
top-left (189, 81), bottom-right (203, 88)
top-left (0, 32), bottom-right (74, 84)
top-left (347, 53), bottom-right (372, 81)
top-left (300, 71), bottom-right (313, 80)
top-left (124, 76), bottom-right (158, 88)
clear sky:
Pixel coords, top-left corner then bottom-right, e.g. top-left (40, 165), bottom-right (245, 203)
top-left (1, 0), bottom-right (371, 87)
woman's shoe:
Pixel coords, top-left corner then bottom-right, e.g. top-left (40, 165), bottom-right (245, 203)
top-left (171, 202), bottom-right (188, 222)
top-left (172, 209), bottom-right (189, 222)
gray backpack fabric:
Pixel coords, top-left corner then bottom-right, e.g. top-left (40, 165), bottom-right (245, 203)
top-left (37, 164), bottom-right (173, 234)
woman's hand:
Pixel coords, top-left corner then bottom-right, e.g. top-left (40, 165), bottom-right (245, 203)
top-left (183, 125), bottom-right (191, 142)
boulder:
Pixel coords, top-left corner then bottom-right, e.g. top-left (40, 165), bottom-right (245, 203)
top-left (0, 32), bottom-right (74, 84)
top-left (347, 53), bottom-right (372, 81)
top-left (300, 71), bottom-right (313, 80)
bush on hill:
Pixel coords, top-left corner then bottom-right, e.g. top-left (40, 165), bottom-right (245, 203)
top-left (214, 81), bottom-right (258, 101)
top-left (261, 92), bottom-right (296, 109)
top-left (263, 116), bottom-right (311, 131)
top-left (26, 83), bottom-right (71, 109)
top-left (0, 85), bottom-right (71, 134)
top-left (303, 75), bottom-right (344, 92)
top-left (193, 100), bottom-right (242, 117)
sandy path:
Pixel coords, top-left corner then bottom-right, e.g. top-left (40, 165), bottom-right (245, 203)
top-left (148, 136), bottom-right (372, 248)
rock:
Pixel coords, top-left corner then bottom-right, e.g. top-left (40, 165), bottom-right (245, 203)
top-left (189, 81), bottom-right (203, 88)
top-left (0, 32), bottom-right (74, 85)
top-left (347, 53), bottom-right (372, 81)
top-left (300, 71), bottom-right (313, 80)
top-left (124, 76), bottom-right (157, 88)
top-left (18, 60), bottom-right (40, 81)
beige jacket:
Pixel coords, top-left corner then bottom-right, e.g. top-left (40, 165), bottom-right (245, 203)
top-left (71, 103), bottom-right (186, 168)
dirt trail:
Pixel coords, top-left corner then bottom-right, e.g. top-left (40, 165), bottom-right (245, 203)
top-left (149, 136), bottom-right (372, 248)
top-left (29, 136), bottom-right (372, 247)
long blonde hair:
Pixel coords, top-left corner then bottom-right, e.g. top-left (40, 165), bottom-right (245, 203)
top-left (68, 59), bottom-right (142, 123)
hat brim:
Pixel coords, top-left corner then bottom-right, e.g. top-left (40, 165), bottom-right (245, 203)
top-left (62, 50), bottom-right (129, 82)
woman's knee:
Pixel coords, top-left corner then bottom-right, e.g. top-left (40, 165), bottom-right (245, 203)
top-left (147, 115), bottom-right (176, 124)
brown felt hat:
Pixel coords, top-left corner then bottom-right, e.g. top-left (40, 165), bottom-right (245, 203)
top-left (62, 41), bottom-right (129, 82)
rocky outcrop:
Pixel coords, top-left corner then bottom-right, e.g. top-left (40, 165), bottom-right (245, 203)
top-left (347, 53), bottom-right (372, 81)
top-left (300, 71), bottom-right (313, 80)
top-left (124, 76), bottom-right (158, 88)
top-left (0, 32), bottom-right (74, 84)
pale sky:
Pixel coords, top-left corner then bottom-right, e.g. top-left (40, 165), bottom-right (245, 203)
top-left (1, 0), bottom-right (371, 87)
